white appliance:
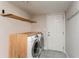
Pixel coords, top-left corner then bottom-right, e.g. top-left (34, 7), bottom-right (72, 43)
top-left (37, 33), bottom-right (44, 50)
top-left (27, 33), bottom-right (43, 58)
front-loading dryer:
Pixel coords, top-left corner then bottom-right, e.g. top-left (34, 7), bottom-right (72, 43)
top-left (27, 34), bottom-right (41, 58)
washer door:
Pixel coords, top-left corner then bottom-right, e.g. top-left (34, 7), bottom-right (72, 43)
top-left (32, 39), bottom-right (40, 58)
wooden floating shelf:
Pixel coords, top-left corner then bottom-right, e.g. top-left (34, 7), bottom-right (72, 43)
top-left (1, 13), bottom-right (36, 23)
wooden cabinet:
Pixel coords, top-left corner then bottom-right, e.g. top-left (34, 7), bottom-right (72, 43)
top-left (9, 34), bottom-right (17, 58)
top-left (9, 33), bottom-right (27, 58)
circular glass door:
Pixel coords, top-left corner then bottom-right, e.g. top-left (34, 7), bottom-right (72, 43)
top-left (32, 39), bottom-right (40, 58)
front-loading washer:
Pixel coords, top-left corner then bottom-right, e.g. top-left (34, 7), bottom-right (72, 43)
top-left (27, 34), bottom-right (41, 58)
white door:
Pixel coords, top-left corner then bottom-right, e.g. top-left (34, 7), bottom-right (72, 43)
top-left (46, 14), bottom-right (65, 51)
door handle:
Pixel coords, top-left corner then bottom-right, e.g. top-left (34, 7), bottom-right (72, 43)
top-left (48, 32), bottom-right (50, 36)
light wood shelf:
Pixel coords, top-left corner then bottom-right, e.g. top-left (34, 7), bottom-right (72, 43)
top-left (1, 13), bottom-right (36, 23)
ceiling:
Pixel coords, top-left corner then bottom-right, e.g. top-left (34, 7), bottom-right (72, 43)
top-left (9, 1), bottom-right (72, 16)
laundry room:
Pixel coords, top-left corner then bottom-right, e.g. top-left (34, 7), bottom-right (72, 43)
top-left (0, 1), bottom-right (79, 58)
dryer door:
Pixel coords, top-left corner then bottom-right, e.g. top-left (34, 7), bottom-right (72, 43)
top-left (32, 39), bottom-right (40, 58)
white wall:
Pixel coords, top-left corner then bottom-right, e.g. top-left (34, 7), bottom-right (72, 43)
top-left (66, 1), bottom-right (79, 57)
top-left (31, 15), bottom-right (47, 49)
top-left (0, 1), bottom-right (31, 58)
top-left (31, 13), bottom-right (65, 52)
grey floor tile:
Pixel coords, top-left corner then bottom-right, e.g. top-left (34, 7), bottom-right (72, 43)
top-left (39, 50), bottom-right (67, 58)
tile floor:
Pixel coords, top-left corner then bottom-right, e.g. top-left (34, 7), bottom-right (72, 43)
top-left (39, 50), bottom-right (67, 58)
